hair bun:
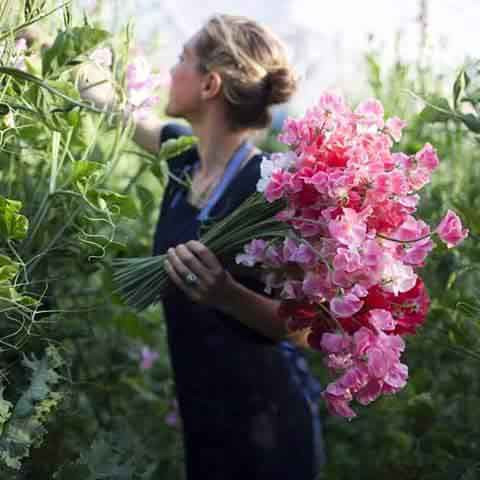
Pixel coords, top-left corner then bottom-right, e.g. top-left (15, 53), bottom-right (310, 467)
top-left (265, 66), bottom-right (297, 105)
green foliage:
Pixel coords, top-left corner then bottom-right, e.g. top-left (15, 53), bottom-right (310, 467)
top-left (1, 3), bottom-right (479, 480)
top-left (151, 135), bottom-right (198, 180)
top-left (0, 196), bottom-right (29, 241)
top-left (0, 4), bottom-right (180, 478)
top-left (0, 346), bottom-right (65, 471)
top-left (53, 429), bottom-right (160, 480)
top-left (42, 25), bottom-right (110, 76)
top-left (419, 60), bottom-right (480, 134)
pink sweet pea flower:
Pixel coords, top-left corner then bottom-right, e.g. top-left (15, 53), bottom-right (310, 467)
top-left (264, 170), bottom-right (291, 202)
top-left (127, 57), bottom-right (152, 89)
top-left (236, 239), bottom-right (267, 267)
top-left (355, 379), bottom-right (383, 405)
top-left (302, 270), bottom-right (335, 300)
top-left (320, 332), bottom-right (352, 354)
top-left (380, 253), bottom-right (417, 295)
top-left (352, 327), bottom-right (377, 357)
top-left (323, 383), bottom-right (356, 419)
top-left (330, 293), bottom-right (364, 318)
top-left (140, 346), bottom-right (159, 370)
top-left (318, 91), bottom-right (348, 116)
top-left (368, 309), bottom-right (396, 332)
top-left (385, 116), bottom-right (407, 142)
top-left (436, 210), bottom-right (469, 248)
top-left (333, 247), bottom-right (362, 273)
top-left (383, 362), bottom-right (408, 392)
top-left (415, 143), bottom-right (439, 172)
top-left (355, 98), bottom-right (385, 128)
top-left (328, 208), bottom-right (367, 247)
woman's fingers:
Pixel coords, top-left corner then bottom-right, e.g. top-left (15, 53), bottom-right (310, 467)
top-left (165, 242), bottom-right (229, 304)
top-left (186, 240), bottom-right (223, 273)
top-left (167, 247), bottom-right (195, 281)
top-left (164, 259), bottom-right (200, 300)
top-left (175, 244), bottom-right (211, 282)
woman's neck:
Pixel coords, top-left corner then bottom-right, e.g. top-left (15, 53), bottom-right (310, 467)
top-left (189, 112), bottom-right (250, 178)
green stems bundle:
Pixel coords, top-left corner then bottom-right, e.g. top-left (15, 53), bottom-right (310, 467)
top-left (112, 193), bottom-right (288, 310)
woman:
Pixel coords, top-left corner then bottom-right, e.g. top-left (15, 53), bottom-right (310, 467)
top-left (83, 14), bottom-right (325, 479)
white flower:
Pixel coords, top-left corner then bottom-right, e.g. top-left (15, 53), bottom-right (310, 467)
top-left (4, 112), bottom-right (15, 129)
top-left (381, 253), bottom-right (417, 295)
top-left (256, 151), bottom-right (297, 192)
top-left (89, 47), bottom-right (112, 68)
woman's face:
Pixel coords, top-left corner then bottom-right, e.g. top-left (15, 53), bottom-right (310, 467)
top-left (165, 32), bottom-right (206, 119)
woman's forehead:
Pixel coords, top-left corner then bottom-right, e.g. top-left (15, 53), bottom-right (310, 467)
top-left (184, 31), bottom-right (202, 52)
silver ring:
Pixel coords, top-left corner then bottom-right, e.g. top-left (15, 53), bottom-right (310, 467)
top-left (184, 272), bottom-right (198, 286)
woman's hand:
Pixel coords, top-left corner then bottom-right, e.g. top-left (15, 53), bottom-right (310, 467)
top-left (164, 240), bottom-right (237, 308)
top-left (77, 62), bottom-right (116, 110)
top-left (165, 240), bottom-right (288, 341)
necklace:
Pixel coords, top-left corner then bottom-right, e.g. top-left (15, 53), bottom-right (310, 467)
top-left (187, 142), bottom-right (252, 208)
top-left (188, 170), bottom-right (223, 207)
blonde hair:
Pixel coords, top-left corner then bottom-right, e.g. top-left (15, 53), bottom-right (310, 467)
top-left (194, 14), bottom-right (297, 130)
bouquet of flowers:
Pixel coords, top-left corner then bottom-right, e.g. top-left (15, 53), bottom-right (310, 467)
top-left (114, 91), bottom-right (468, 418)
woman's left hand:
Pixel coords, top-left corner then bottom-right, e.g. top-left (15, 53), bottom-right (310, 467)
top-left (164, 240), bottom-right (236, 307)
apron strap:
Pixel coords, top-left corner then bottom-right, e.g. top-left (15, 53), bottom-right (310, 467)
top-left (197, 140), bottom-right (252, 221)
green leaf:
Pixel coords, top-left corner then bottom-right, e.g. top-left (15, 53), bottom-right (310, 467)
top-left (87, 190), bottom-right (139, 219)
top-left (453, 68), bottom-right (468, 109)
top-left (71, 160), bottom-right (104, 184)
top-left (0, 255), bottom-right (18, 282)
top-left (70, 111), bottom-right (97, 149)
top-left (135, 185), bottom-right (155, 219)
top-left (418, 96), bottom-right (453, 124)
top-left (0, 347), bottom-right (64, 471)
top-left (43, 79), bottom-right (80, 110)
top-left (461, 113), bottom-right (480, 133)
top-left (42, 26), bottom-right (110, 76)
top-left (158, 135), bottom-right (198, 163)
top-left (0, 196), bottom-right (29, 241)
top-left (0, 388), bottom-right (13, 436)
top-left (152, 135), bottom-right (198, 179)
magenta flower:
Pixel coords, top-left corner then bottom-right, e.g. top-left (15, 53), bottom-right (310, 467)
top-left (165, 400), bottom-right (181, 428)
top-left (140, 346), bottom-right (159, 370)
top-left (355, 98), bottom-right (385, 128)
top-left (323, 383), bottom-right (356, 419)
top-left (320, 332), bottom-right (352, 354)
top-left (236, 239), bottom-right (267, 267)
top-left (416, 143), bottom-right (439, 172)
top-left (124, 55), bottom-right (165, 121)
top-left (328, 208), bottom-right (367, 247)
top-left (330, 293), bottom-right (364, 318)
top-left (436, 210), bottom-right (469, 248)
top-left (385, 116), bottom-right (407, 142)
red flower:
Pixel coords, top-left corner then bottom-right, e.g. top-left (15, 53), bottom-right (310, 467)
top-left (356, 279), bottom-right (430, 335)
top-left (324, 145), bottom-right (348, 167)
top-left (279, 300), bottom-right (318, 331)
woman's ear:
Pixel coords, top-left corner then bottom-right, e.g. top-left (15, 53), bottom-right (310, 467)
top-left (201, 71), bottom-right (223, 100)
